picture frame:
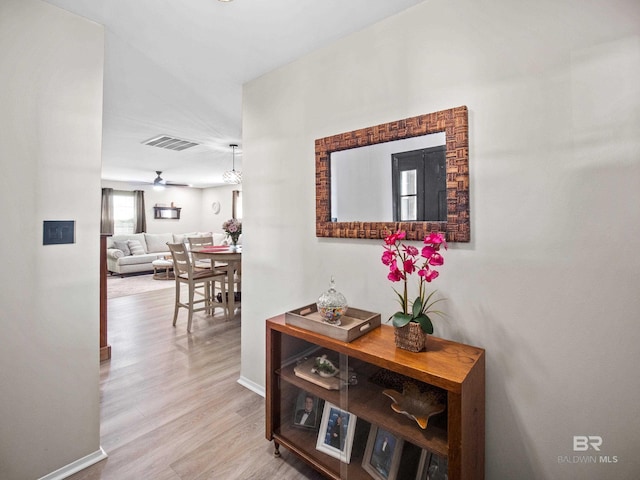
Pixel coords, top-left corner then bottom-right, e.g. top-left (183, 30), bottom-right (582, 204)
top-left (315, 402), bottom-right (357, 463)
top-left (362, 425), bottom-right (404, 480)
top-left (415, 449), bottom-right (448, 480)
top-left (292, 390), bottom-right (322, 430)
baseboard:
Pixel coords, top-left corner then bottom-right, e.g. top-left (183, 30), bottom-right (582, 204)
top-left (38, 447), bottom-right (107, 480)
top-left (237, 375), bottom-right (265, 397)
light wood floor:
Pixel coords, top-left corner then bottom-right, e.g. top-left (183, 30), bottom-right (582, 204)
top-left (69, 288), bottom-right (325, 480)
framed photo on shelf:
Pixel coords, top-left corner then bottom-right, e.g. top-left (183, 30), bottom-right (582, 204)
top-left (362, 425), bottom-right (404, 480)
top-left (315, 402), bottom-right (357, 463)
top-left (292, 390), bottom-right (322, 430)
top-left (415, 449), bottom-right (448, 480)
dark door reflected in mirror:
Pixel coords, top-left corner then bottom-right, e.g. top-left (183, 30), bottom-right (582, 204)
top-left (316, 105), bottom-right (469, 242)
top-left (392, 145), bottom-right (446, 222)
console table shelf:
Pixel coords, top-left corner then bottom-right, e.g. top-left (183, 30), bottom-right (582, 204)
top-left (265, 314), bottom-right (485, 480)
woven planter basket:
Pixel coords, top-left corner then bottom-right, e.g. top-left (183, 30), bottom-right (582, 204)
top-left (394, 322), bottom-right (427, 352)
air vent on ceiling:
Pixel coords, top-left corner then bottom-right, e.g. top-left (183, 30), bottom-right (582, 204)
top-left (142, 135), bottom-right (199, 151)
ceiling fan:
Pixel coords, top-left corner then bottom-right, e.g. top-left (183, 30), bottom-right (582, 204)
top-left (151, 171), bottom-right (190, 189)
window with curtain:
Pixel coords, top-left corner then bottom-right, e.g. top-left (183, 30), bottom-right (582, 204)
top-left (102, 189), bottom-right (146, 234)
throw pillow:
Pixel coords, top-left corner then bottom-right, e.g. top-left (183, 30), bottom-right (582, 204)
top-left (128, 239), bottom-right (145, 256)
top-left (145, 233), bottom-right (173, 253)
top-left (114, 240), bottom-right (131, 256)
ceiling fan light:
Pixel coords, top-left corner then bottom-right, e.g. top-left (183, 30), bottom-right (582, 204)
top-left (153, 170), bottom-right (166, 189)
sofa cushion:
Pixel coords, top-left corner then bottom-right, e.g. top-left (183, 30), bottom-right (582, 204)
top-left (113, 240), bottom-right (131, 256)
top-left (108, 233), bottom-right (148, 252)
top-left (128, 239), bottom-right (145, 256)
top-left (145, 233), bottom-right (173, 253)
top-left (212, 233), bottom-right (226, 245)
top-left (118, 253), bottom-right (161, 266)
top-left (172, 232), bottom-right (200, 244)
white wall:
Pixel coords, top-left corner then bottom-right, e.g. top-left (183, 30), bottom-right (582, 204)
top-left (101, 180), bottom-right (204, 234)
top-left (241, 1), bottom-right (640, 478)
top-left (201, 184), bottom-right (243, 233)
top-left (0, 1), bottom-right (104, 479)
top-left (101, 181), bottom-right (241, 235)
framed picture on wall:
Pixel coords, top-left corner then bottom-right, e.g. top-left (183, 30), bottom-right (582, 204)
top-left (315, 402), bottom-right (357, 463)
top-left (362, 425), bottom-right (404, 480)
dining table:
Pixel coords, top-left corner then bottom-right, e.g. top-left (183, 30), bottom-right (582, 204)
top-left (191, 245), bottom-right (242, 316)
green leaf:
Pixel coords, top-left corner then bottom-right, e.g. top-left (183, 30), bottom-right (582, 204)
top-left (411, 296), bottom-right (423, 318)
top-left (414, 314), bottom-right (434, 334)
top-left (391, 312), bottom-right (412, 328)
top-left (422, 291), bottom-right (448, 316)
top-left (392, 289), bottom-right (406, 312)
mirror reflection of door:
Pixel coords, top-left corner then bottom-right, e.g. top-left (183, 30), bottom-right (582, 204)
top-left (392, 146), bottom-right (446, 222)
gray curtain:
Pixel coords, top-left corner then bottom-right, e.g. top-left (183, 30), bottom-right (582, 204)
top-left (134, 190), bottom-right (146, 233)
top-left (101, 188), bottom-right (114, 234)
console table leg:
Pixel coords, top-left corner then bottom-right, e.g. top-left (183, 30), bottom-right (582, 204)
top-left (273, 441), bottom-right (281, 457)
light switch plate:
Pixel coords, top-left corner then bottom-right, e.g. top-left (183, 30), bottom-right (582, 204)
top-left (43, 220), bottom-right (75, 245)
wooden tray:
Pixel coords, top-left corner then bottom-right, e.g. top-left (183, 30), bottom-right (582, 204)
top-left (285, 304), bottom-right (381, 342)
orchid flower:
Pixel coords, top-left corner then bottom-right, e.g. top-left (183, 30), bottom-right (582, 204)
top-left (381, 229), bottom-right (448, 333)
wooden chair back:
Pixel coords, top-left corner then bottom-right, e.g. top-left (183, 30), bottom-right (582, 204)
top-left (188, 236), bottom-right (214, 249)
top-left (168, 242), bottom-right (194, 278)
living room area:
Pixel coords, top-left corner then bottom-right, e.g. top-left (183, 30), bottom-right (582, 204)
top-left (102, 181), bottom-right (242, 301)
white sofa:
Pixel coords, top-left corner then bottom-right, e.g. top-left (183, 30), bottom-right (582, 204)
top-left (106, 232), bottom-right (227, 275)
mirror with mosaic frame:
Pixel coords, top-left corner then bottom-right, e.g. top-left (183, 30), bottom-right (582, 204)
top-left (315, 105), bottom-right (469, 242)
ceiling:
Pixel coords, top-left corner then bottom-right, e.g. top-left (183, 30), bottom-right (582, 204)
top-left (43, 0), bottom-right (425, 188)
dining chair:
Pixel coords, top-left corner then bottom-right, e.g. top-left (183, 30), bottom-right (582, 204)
top-left (167, 243), bottom-right (228, 332)
top-left (189, 236), bottom-right (239, 305)
top-left (188, 236), bottom-right (215, 269)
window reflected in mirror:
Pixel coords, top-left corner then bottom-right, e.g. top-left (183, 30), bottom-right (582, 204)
top-left (400, 169), bottom-right (417, 221)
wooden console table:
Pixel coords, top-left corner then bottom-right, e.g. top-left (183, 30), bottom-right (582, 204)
top-left (266, 315), bottom-right (485, 479)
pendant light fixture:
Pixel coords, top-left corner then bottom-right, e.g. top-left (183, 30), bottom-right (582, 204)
top-left (223, 143), bottom-right (242, 184)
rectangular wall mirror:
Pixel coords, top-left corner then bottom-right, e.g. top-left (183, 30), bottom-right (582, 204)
top-left (315, 105), bottom-right (469, 242)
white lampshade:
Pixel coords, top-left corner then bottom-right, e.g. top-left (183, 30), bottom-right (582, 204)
top-left (223, 169), bottom-right (242, 184)
top-left (223, 144), bottom-right (242, 184)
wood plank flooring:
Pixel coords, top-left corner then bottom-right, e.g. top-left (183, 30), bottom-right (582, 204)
top-left (68, 288), bottom-right (324, 480)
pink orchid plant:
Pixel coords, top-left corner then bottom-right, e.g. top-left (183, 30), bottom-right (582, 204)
top-left (381, 230), bottom-right (448, 333)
